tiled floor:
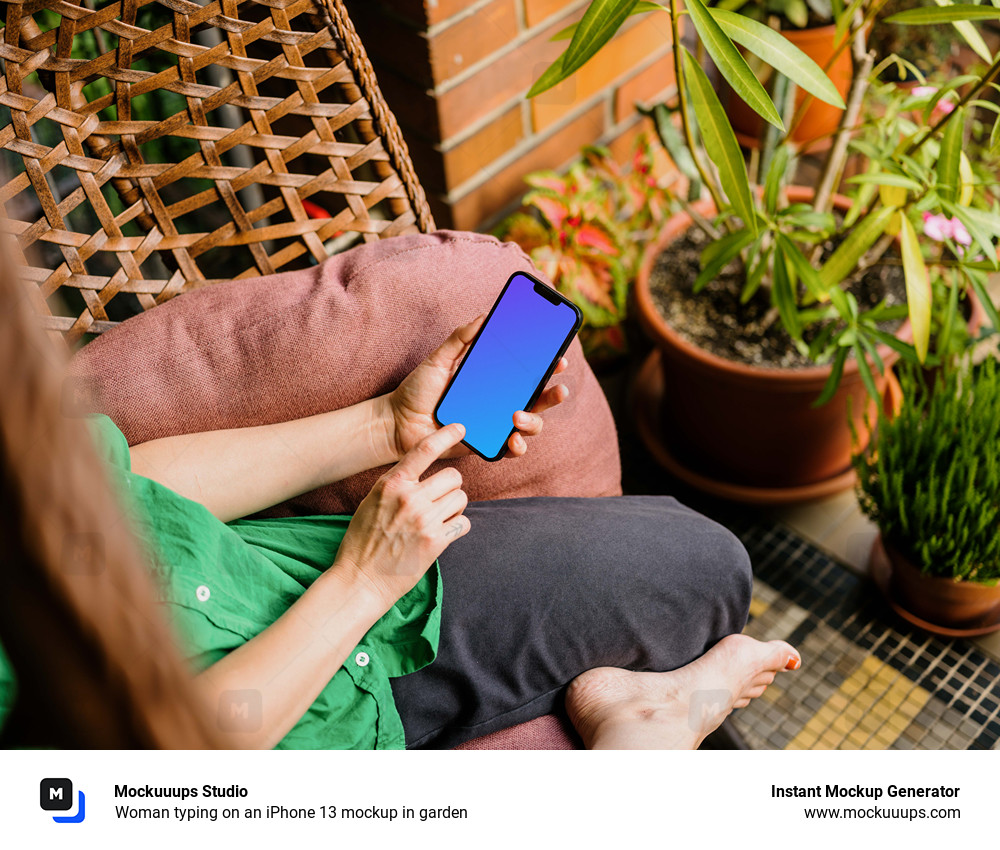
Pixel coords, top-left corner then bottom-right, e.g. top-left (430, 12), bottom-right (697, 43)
top-left (769, 493), bottom-right (1000, 663)
top-left (730, 522), bottom-right (1000, 749)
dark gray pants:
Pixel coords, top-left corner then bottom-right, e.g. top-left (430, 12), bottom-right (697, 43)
top-left (391, 496), bottom-right (753, 748)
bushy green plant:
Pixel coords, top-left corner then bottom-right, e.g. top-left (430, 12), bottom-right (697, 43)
top-left (853, 356), bottom-right (1000, 583)
top-left (529, 0), bottom-right (1000, 403)
top-left (494, 134), bottom-right (671, 360)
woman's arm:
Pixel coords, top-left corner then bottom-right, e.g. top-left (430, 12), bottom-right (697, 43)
top-left (130, 317), bottom-right (568, 522)
top-left (130, 396), bottom-right (397, 523)
top-left (194, 425), bottom-right (470, 749)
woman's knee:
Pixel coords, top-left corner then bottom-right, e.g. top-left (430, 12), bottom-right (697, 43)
top-left (704, 522), bottom-right (753, 629)
top-left (648, 502), bottom-right (753, 635)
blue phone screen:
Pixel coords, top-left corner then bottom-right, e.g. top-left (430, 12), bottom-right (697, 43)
top-left (436, 274), bottom-right (579, 459)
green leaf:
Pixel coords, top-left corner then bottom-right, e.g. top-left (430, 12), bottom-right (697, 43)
top-left (785, 0), bottom-right (810, 27)
top-left (868, 328), bottom-right (921, 363)
top-left (846, 172), bottom-right (923, 191)
top-left (813, 347), bottom-right (849, 407)
top-left (778, 205), bottom-right (836, 231)
top-left (835, 0), bottom-right (867, 44)
top-left (937, 107), bottom-right (964, 204)
top-left (943, 200), bottom-right (1000, 268)
top-left (933, 0), bottom-right (993, 62)
top-left (937, 268), bottom-right (959, 357)
top-left (528, 54), bottom-right (572, 99)
top-left (818, 205), bottom-right (897, 291)
top-left (920, 75), bottom-right (979, 123)
top-left (776, 233), bottom-right (825, 300)
top-left (772, 243), bottom-right (801, 339)
top-left (681, 47), bottom-right (758, 234)
top-left (858, 326), bottom-right (885, 377)
top-left (564, 0), bottom-right (642, 72)
top-left (899, 213), bottom-right (931, 363)
top-left (741, 243), bottom-right (767, 302)
top-left (853, 341), bottom-right (880, 401)
top-left (763, 144), bottom-right (789, 215)
top-left (969, 99), bottom-right (1000, 114)
top-left (685, 0), bottom-right (783, 129)
top-left (647, 103), bottom-right (700, 182)
top-left (968, 271), bottom-right (1000, 332)
top-left (695, 229), bottom-right (755, 291)
top-left (710, 8), bottom-right (845, 109)
top-left (886, 4), bottom-right (1000, 24)
top-left (552, 0), bottom-right (667, 40)
top-left (828, 283), bottom-right (851, 318)
top-left (528, 0), bottom-right (640, 97)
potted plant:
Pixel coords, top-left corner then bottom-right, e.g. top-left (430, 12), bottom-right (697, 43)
top-left (718, 0), bottom-right (854, 148)
top-left (528, 0), bottom-right (1000, 500)
top-left (856, 356), bottom-right (1000, 634)
top-left (494, 135), bottom-right (672, 366)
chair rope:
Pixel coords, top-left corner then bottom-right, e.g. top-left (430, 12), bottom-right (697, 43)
top-left (0, 0), bottom-right (436, 345)
top-left (318, 0), bottom-right (434, 235)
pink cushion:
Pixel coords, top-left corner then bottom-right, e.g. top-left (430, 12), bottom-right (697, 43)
top-left (455, 715), bottom-right (579, 750)
top-left (70, 230), bottom-right (621, 516)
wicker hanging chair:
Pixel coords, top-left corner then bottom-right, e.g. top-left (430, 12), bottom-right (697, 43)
top-left (0, 0), bottom-right (435, 345)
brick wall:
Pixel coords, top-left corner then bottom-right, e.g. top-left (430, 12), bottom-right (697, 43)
top-left (346, 0), bottom-right (678, 231)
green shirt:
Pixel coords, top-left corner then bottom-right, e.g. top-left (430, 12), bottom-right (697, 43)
top-left (0, 415), bottom-right (441, 749)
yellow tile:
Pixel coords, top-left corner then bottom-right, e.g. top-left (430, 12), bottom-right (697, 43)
top-left (786, 656), bottom-right (931, 751)
top-left (857, 714), bottom-right (881, 735)
top-left (819, 729), bottom-right (844, 749)
top-left (827, 693), bottom-right (848, 713)
top-left (846, 728), bottom-right (870, 748)
top-left (789, 730), bottom-right (818, 750)
top-left (760, 685), bottom-right (781, 704)
top-left (830, 713), bottom-right (856, 737)
top-left (873, 729), bottom-right (898, 749)
top-left (885, 711), bottom-right (912, 735)
top-left (748, 596), bottom-right (770, 619)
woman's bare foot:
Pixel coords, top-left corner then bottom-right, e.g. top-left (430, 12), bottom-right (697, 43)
top-left (566, 634), bottom-right (801, 749)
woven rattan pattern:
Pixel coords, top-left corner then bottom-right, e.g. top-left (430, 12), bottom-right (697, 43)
top-left (0, 0), bottom-right (434, 343)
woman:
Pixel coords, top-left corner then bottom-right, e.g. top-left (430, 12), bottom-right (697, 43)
top-left (84, 312), bottom-right (800, 750)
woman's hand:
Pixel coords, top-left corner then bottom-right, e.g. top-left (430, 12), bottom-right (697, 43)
top-left (382, 314), bottom-right (570, 460)
top-left (332, 424), bottom-right (471, 614)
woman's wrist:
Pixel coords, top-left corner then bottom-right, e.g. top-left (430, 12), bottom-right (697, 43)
top-left (369, 393), bottom-right (402, 465)
top-left (316, 559), bottom-right (393, 629)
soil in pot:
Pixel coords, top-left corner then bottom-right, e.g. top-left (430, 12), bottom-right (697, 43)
top-left (648, 225), bottom-right (907, 371)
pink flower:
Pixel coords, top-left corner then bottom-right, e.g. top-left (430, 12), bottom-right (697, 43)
top-left (922, 212), bottom-right (972, 248)
top-left (909, 85), bottom-right (956, 121)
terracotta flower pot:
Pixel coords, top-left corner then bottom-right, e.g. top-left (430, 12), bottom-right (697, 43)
top-left (884, 536), bottom-right (1000, 630)
top-left (728, 23), bottom-right (853, 150)
top-left (634, 186), bottom-right (909, 491)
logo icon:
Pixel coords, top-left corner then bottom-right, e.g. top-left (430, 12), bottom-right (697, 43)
top-left (40, 778), bottom-right (86, 823)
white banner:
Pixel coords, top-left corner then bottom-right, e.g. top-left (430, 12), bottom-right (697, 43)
top-left (1, 749), bottom-right (993, 848)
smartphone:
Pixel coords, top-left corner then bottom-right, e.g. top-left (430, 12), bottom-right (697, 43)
top-left (434, 271), bottom-right (582, 461)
